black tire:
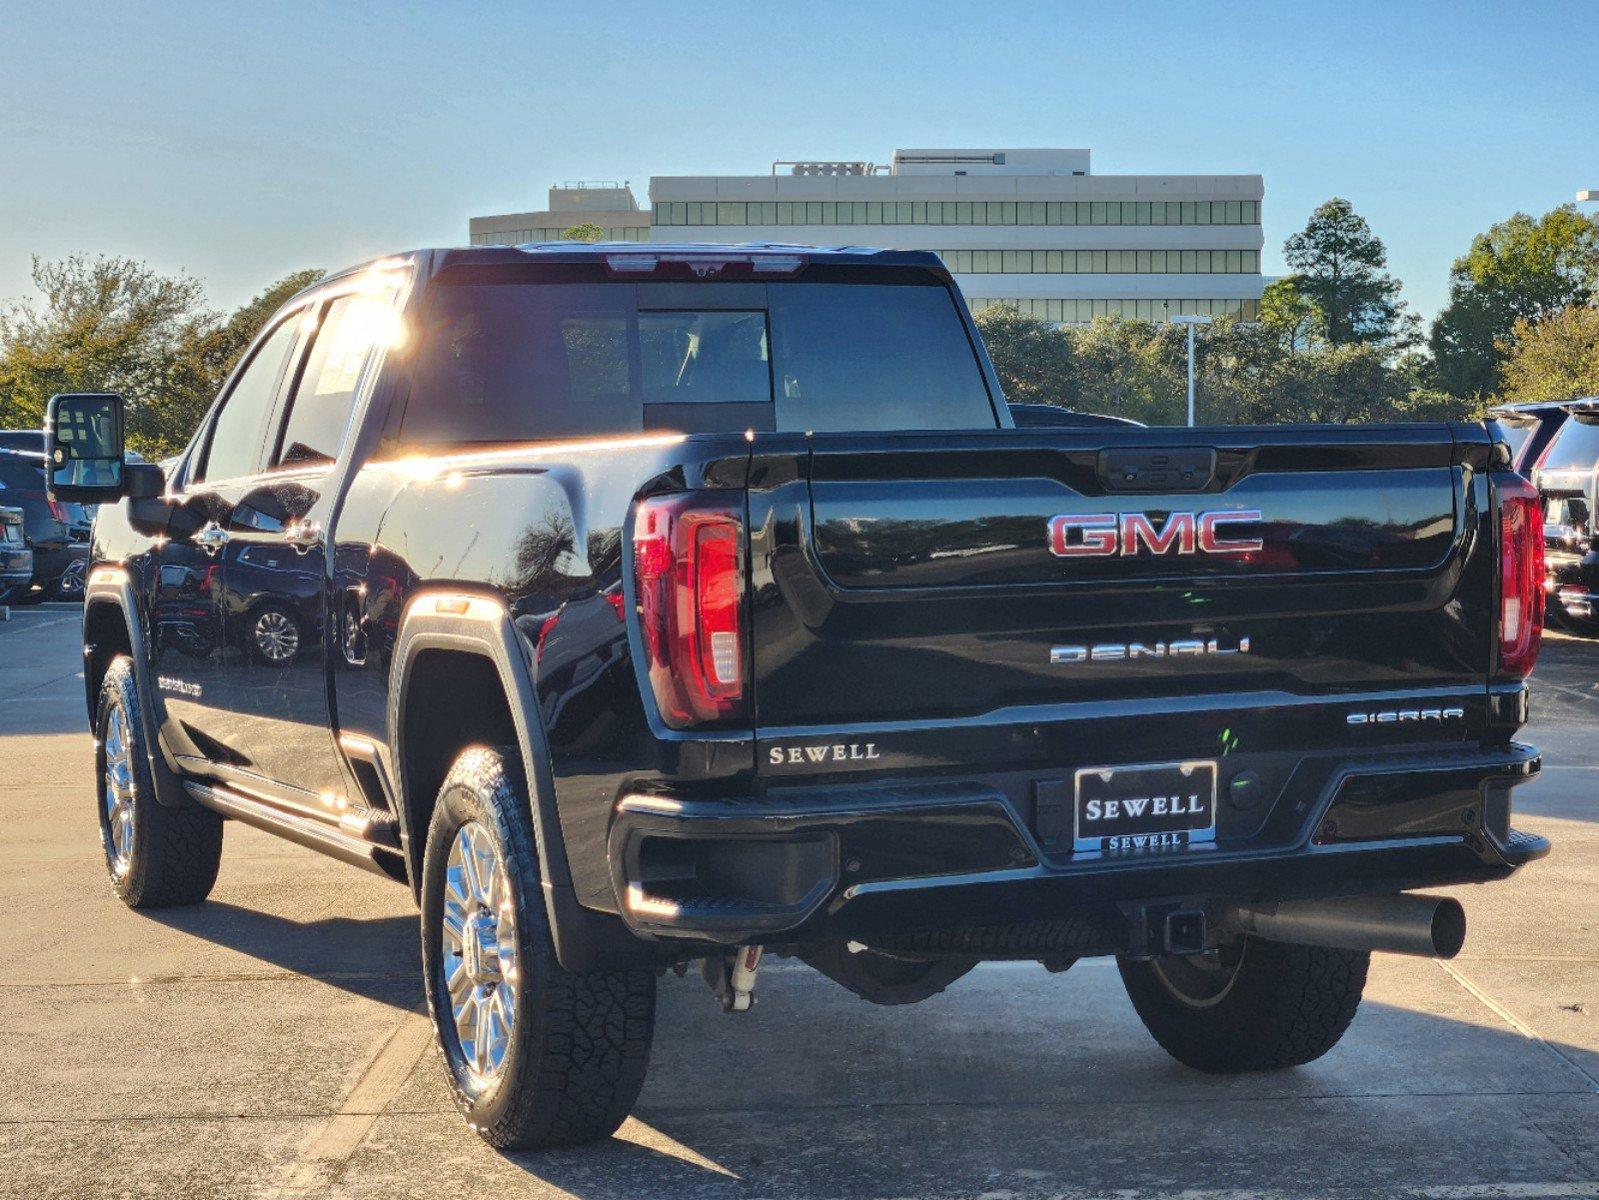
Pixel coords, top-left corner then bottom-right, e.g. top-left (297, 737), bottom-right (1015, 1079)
top-left (1118, 936), bottom-right (1369, 1073)
top-left (95, 656), bottom-right (223, 908)
top-left (420, 746), bottom-right (656, 1150)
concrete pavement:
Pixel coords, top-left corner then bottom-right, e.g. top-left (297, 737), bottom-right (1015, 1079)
top-left (1, 603), bottom-right (1597, 1199)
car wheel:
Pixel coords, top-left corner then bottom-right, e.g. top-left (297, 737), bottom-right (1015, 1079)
top-left (50, 557), bottom-right (87, 601)
top-left (420, 745), bottom-right (656, 1149)
top-left (96, 657), bottom-right (224, 908)
top-left (1118, 936), bottom-right (1368, 1073)
top-left (248, 603), bottom-right (302, 665)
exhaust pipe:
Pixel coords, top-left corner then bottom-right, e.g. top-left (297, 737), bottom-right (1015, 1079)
top-left (1230, 893), bottom-right (1466, 959)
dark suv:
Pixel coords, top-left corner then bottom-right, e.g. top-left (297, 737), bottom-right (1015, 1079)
top-left (1492, 399), bottom-right (1599, 630)
top-left (0, 448), bottom-right (89, 602)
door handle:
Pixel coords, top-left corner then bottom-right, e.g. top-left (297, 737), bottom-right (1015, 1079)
top-left (194, 521), bottom-right (229, 556)
top-left (284, 519), bottom-right (322, 554)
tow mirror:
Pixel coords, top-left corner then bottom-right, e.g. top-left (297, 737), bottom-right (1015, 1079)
top-left (45, 393), bottom-right (162, 503)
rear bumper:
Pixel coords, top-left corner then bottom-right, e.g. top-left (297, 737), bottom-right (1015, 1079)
top-left (1547, 549), bottom-right (1599, 621)
top-left (0, 546), bottom-right (31, 586)
top-left (608, 742), bottom-right (1544, 950)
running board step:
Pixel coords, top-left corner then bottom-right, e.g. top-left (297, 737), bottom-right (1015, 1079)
top-left (182, 780), bottom-right (402, 878)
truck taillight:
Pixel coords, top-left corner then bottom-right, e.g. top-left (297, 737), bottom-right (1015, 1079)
top-left (632, 494), bottom-right (746, 726)
top-left (1496, 473), bottom-right (1545, 679)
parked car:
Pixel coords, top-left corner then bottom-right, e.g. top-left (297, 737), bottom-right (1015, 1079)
top-left (57, 244), bottom-right (1546, 1152)
top-left (0, 428), bottom-right (145, 463)
top-left (1008, 402), bottom-right (1146, 428)
top-left (0, 448), bottom-right (89, 602)
top-left (1490, 398), bottom-right (1599, 632)
top-left (0, 505), bottom-right (32, 600)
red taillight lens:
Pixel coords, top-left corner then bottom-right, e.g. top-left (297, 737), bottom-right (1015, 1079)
top-left (632, 494), bottom-right (746, 726)
top-left (1496, 473), bottom-right (1545, 679)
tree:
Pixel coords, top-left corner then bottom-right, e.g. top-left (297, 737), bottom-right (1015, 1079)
top-left (561, 222), bottom-right (605, 242)
top-left (1258, 277), bottom-right (1323, 352)
top-left (1496, 305), bottom-right (1599, 404)
top-left (972, 302), bottom-right (1077, 407)
top-left (1070, 317), bottom-right (1186, 424)
top-left (1429, 207), bottom-right (1599, 399)
top-left (1283, 198), bottom-right (1411, 347)
top-left (0, 256), bottom-right (323, 457)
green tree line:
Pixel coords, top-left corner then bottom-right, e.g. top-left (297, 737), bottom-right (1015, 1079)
top-left (0, 256), bottom-right (322, 456)
top-left (1, 198), bottom-right (1596, 452)
top-left (979, 197), bottom-right (1599, 424)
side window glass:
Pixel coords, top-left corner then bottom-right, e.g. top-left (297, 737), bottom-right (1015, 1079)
top-left (198, 318), bottom-right (302, 483)
top-left (273, 294), bottom-right (391, 469)
top-left (1542, 419), bottom-right (1599, 472)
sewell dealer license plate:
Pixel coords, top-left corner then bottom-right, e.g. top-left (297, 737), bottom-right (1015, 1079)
top-left (1073, 760), bottom-right (1217, 853)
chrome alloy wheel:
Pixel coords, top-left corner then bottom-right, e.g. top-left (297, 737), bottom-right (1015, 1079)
top-left (440, 822), bottom-right (519, 1086)
top-left (58, 556), bottom-right (86, 597)
top-left (253, 610), bottom-right (299, 662)
top-left (1150, 940), bottom-right (1247, 1009)
top-left (101, 701), bottom-right (135, 877)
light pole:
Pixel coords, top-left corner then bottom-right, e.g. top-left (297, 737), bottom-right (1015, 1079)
top-left (1170, 315), bottom-right (1213, 426)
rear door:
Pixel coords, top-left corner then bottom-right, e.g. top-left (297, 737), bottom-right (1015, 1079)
top-left (748, 424), bottom-right (1493, 768)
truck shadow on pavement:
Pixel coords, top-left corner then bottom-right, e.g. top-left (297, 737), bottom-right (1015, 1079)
top-left (131, 900), bottom-right (1599, 1196)
top-left (145, 901), bottom-right (422, 1009)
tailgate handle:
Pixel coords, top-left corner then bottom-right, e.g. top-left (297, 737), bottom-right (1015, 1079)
top-left (1098, 447), bottom-right (1216, 494)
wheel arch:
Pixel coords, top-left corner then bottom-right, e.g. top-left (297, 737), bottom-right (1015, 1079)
top-left (82, 570), bottom-right (191, 810)
top-left (387, 590), bottom-right (652, 973)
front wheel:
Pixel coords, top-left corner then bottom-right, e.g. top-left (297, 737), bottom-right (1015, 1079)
top-left (419, 746), bottom-right (656, 1150)
top-left (1118, 936), bottom-right (1368, 1073)
top-left (95, 657), bottom-right (223, 907)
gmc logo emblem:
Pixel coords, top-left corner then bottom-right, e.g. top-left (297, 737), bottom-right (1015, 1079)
top-left (1048, 510), bottom-right (1264, 558)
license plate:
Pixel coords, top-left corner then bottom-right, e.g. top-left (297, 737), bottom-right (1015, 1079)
top-left (1074, 760), bottom-right (1217, 854)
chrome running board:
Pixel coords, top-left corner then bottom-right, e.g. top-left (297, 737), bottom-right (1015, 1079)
top-left (182, 779), bottom-right (401, 878)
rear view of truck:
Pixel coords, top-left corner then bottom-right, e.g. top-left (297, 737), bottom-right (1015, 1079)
top-left (603, 250), bottom-right (1547, 1066)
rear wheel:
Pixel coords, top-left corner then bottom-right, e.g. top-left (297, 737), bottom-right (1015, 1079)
top-left (420, 746), bottom-right (656, 1149)
top-left (1118, 936), bottom-right (1368, 1073)
top-left (96, 657), bottom-right (223, 908)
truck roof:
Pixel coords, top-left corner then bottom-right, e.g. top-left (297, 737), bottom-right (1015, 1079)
top-left (299, 242), bottom-right (951, 306)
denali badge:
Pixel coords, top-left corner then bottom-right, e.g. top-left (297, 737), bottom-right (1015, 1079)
top-left (1048, 510), bottom-right (1264, 558)
top-left (1347, 706), bottom-right (1465, 727)
top-left (1051, 636), bottom-right (1250, 665)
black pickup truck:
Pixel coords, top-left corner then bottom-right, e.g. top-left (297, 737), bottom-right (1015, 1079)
top-left (48, 243), bottom-right (1547, 1150)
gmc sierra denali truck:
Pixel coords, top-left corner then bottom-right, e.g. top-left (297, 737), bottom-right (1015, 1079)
top-left (48, 243), bottom-right (1548, 1151)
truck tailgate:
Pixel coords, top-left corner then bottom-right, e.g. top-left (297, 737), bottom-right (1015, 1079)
top-left (748, 424), bottom-right (1495, 751)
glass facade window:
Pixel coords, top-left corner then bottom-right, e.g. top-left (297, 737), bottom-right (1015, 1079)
top-left (928, 249), bottom-right (1262, 274)
top-left (651, 199), bottom-right (1262, 227)
top-left (470, 227), bottom-right (649, 246)
top-left (965, 297), bottom-right (1263, 324)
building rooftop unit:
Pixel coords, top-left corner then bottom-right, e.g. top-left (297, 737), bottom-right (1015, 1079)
top-left (470, 183), bottom-right (650, 246)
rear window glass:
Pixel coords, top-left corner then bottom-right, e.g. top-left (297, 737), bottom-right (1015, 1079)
top-left (639, 311), bottom-right (770, 405)
top-left (1541, 418), bottom-right (1599, 472)
top-left (397, 276), bottom-right (995, 447)
top-left (769, 283), bottom-right (995, 432)
top-left (401, 283), bottom-right (637, 446)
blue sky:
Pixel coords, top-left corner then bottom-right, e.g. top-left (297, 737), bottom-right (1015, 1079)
top-left (2, 0), bottom-right (1595, 323)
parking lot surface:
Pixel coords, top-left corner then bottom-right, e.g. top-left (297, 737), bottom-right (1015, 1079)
top-left (1, 603), bottom-right (1596, 1199)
